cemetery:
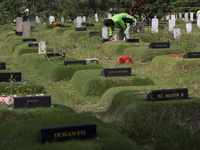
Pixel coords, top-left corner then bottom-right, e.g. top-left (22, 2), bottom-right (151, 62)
top-left (1, 0), bottom-right (200, 150)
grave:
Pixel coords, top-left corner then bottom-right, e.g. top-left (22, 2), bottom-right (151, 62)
top-left (147, 88), bottom-right (188, 101)
top-left (126, 39), bottom-right (139, 43)
top-left (171, 15), bottom-right (176, 20)
top-left (45, 53), bottom-right (66, 58)
top-left (89, 32), bottom-right (100, 36)
top-left (108, 13), bottom-right (112, 19)
top-left (0, 62), bottom-right (6, 70)
top-left (169, 19), bottom-right (175, 32)
top-left (173, 28), bottom-right (181, 39)
top-left (14, 95), bottom-right (51, 109)
top-left (83, 16), bottom-right (86, 22)
top-left (38, 123), bottom-right (97, 144)
top-left (16, 32), bottom-right (23, 36)
top-left (151, 16), bottom-right (158, 33)
top-left (183, 52), bottom-right (200, 58)
top-left (16, 17), bottom-right (23, 32)
top-left (86, 24), bottom-right (94, 27)
top-left (23, 38), bottom-right (36, 42)
top-left (197, 19), bottom-right (200, 28)
top-left (76, 16), bottom-right (82, 28)
top-left (186, 23), bottom-right (192, 33)
top-left (63, 60), bottom-right (86, 66)
top-left (61, 18), bottom-right (64, 24)
top-left (158, 26), bottom-right (164, 29)
top-left (22, 21), bottom-right (31, 37)
top-left (102, 27), bottom-right (109, 43)
top-left (185, 13), bottom-right (189, 22)
top-left (61, 25), bottom-right (71, 28)
top-left (190, 12), bottom-right (194, 21)
top-left (38, 41), bottom-right (46, 54)
top-left (101, 68), bottom-right (131, 77)
top-left (35, 16), bottom-right (41, 24)
top-left (82, 22), bottom-right (88, 26)
top-left (95, 13), bottom-right (98, 22)
top-left (179, 13), bottom-right (182, 19)
top-left (28, 43), bottom-right (38, 47)
top-left (0, 72), bottom-right (21, 82)
top-left (86, 58), bottom-right (99, 64)
top-left (166, 15), bottom-right (170, 20)
top-left (76, 28), bottom-right (87, 31)
top-left (148, 42), bottom-right (170, 49)
top-left (49, 16), bottom-right (55, 24)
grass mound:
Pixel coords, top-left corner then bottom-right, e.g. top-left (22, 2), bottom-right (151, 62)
top-left (0, 113), bottom-right (139, 150)
top-left (70, 69), bottom-right (154, 97)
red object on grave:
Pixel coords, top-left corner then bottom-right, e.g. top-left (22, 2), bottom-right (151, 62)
top-left (173, 13), bottom-right (177, 19)
top-left (119, 55), bottom-right (132, 64)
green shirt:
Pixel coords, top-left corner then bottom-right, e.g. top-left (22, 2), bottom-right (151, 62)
top-left (197, 10), bottom-right (200, 18)
top-left (109, 13), bottom-right (134, 37)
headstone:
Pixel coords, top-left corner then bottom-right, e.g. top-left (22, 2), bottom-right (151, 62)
top-left (49, 16), bottom-right (55, 24)
top-left (28, 43), bottom-right (38, 47)
top-left (126, 39), bottom-right (139, 43)
top-left (186, 23), bottom-right (192, 33)
top-left (23, 38), bottom-right (36, 42)
top-left (83, 16), bottom-right (86, 22)
top-left (0, 62), bottom-right (6, 70)
top-left (169, 19), bottom-right (175, 32)
top-left (22, 21), bottom-right (31, 37)
top-left (14, 95), bottom-right (51, 109)
top-left (185, 13), bottom-right (189, 22)
top-left (35, 16), bottom-right (41, 24)
top-left (108, 13), bottom-right (112, 19)
top-left (86, 58), bottom-right (99, 64)
top-left (76, 16), bottom-right (82, 28)
top-left (151, 16), bottom-right (158, 33)
top-left (76, 28), bottom-right (87, 31)
top-left (166, 15), bottom-right (170, 20)
top-left (61, 18), bottom-right (64, 24)
top-left (148, 42), bottom-right (170, 49)
top-left (89, 32), bottom-right (99, 36)
top-left (95, 13), bottom-right (98, 22)
top-left (197, 19), bottom-right (200, 28)
top-left (38, 41), bottom-right (46, 54)
top-left (147, 88), bottom-right (188, 101)
top-left (101, 68), bottom-right (131, 77)
top-left (183, 52), bottom-right (200, 58)
top-left (198, 14), bottom-right (200, 19)
top-left (0, 72), bottom-right (21, 82)
top-left (45, 53), bottom-right (66, 58)
top-left (190, 12), bottom-right (194, 21)
top-left (63, 60), bottom-right (86, 66)
top-left (102, 27), bottom-right (108, 42)
top-left (179, 13), bottom-right (182, 19)
top-left (173, 28), bottom-right (181, 39)
top-left (38, 123), bottom-right (97, 144)
top-left (16, 17), bottom-right (23, 32)
top-left (171, 15), bottom-right (176, 20)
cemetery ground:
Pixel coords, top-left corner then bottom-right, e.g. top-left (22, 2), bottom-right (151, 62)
top-left (1, 18), bottom-right (200, 149)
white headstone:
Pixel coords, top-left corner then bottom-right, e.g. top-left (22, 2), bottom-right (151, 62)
top-left (198, 14), bottom-right (200, 19)
top-left (173, 28), bottom-right (181, 39)
top-left (169, 19), bottom-right (175, 32)
top-left (186, 23), bottom-right (192, 33)
top-left (151, 16), bottom-right (158, 33)
top-left (61, 18), bottom-right (64, 24)
top-left (151, 28), bottom-right (158, 33)
top-left (49, 16), bottom-right (55, 24)
top-left (197, 19), bottom-right (200, 28)
top-left (83, 16), bottom-right (86, 22)
top-left (102, 27), bottom-right (108, 39)
top-left (166, 15), bottom-right (170, 20)
top-left (190, 12), bottom-right (194, 21)
top-left (95, 13), bottom-right (98, 22)
top-left (185, 13), bottom-right (188, 22)
top-left (76, 16), bottom-right (82, 28)
top-left (22, 21), bottom-right (31, 37)
top-left (179, 13), bottom-right (182, 19)
top-left (171, 15), bottom-right (175, 20)
top-left (16, 17), bottom-right (23, 32)
top-left (35, 16), bottom-right (41, 24)
top-left (108, 13), bottom-right (112, 19)
top-left (38, 41), bottom-right (46, 54)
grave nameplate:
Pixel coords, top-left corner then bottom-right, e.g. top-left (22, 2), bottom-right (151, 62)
top-left (45, 53), bottom-right (66, 58)
top-left (61, 25), bottom-right (71, 28)
top-left (158, 26), bottom-right (164, 29)
top-left (192, 21), bottom-right (197, 24)
top-left (89, 32), bottom-right (99, 36)
top-left (23, 38), bottom-right (36, 42)
top-left (76, 28), bottom-right (87, 31)
top-left (102, 39), bottom-right (109, 43)
top-left (63, 60), bottom-right (86, 66)
top-left (16, 32), bottom-right (23, 36)
top-left (147, 88), bottom-right (188, 101)
top-left (159, 22), bottom-right (167, 24)
top-left (0, 72), bottom-right (21, 82)
top-left (126, 39), bottom-right (139, 43)
top-left (86, 24), bottom-right (94, 27)
top-left (38, 123), bottom-right (97, 144)
top-left (101, 68), bottom-right (131, 77)
top-left (86, 58), bottom-right (99, 64)
top-left (28, 43), bottom-right (38, 47)
top-left (0, 62), bottom-right (6, 70)
top-left (183, 52), bottom-right (200, 58)
top-left (82, 23), bottom-right (88, 26)
top-left (148, 42), bottom-right (170, 49)
top-left (14, 96), bottom-right (51, 109)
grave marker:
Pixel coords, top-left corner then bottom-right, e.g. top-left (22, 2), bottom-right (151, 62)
top-left (14, 95), bottom-right (51, 109)
top-left (16, 17), bottom-right (23, 32)
top-left (169, 19), bottom-right (175, 32)
top-left (86, 24), bottom-right (94, 27)
top-left (185, 13), bottom-right (189, 22)
top-left (28, 43), bottom-right (38, 47)
top-left (126, 39), bottom-right (139, 43)
top-left (61, 25), bottom-right (71, 28)
top-left (166, 15), bottom-right (170, 20)
top-left (89, 32), bottom-right (99, 36)
top-left (148, 42), bottom-right (170, 49)
top-left (171, 15), bottom-right (176, 20)
top-left (61, 18), bottom-right (64, 24)
top-left (102, 27), bottom-right (109, 43)
top-left (83, 16), bottom-right (86, 22)
top-left (190, 12), bottom-right (194, 21)
top-left (49, 16), bottom-right (55, 24)
top-left (197, 19), bottom-right (200, 28)
top-left (63, 60), bottom-right (86, 66)
top-left (23, 38), bottom-right (36, 42)
top-left (173, 28), bottom-right (181, 39)
top-left (16, 32), bottom-right (23, 36)
top-left (36, 16), bottom-right (41, 24)
top-left (101, 68), bottom-right (131, 77)
top-left (38, 123), bottom-right (97, 144)
top-left (179, 13), bottom-right (182, 19)
top-left (86, 58), bottom-right (99, 64)
top-left (76, 28), bottom-right (87, 31)
top-left (108, 13), bottom-right (112, 19)
top-left (95, 14), bottom-right (98, 22)
top-left (186, 23), bottom-right (192, 33)
top-left (183, 52), bottom-right (200, 58)
top-left (158, 26), bottom-right (164, 29)
top-left (45, 53), bottom-right (66, 58)
top-left (38, 41), bottom-right (46, 54)
top-left (147, 88), bottom-right (188, 101)
top-left (0, 62), bottom-right (6, 70)
top-left (0, 72), bottom-right (21, 82)
top-left (152, 16), bottom-right (158, 33)
top-left (76, 16), bottom-right (83, 28)
top-left (22, 21), bottom-right (31, 37)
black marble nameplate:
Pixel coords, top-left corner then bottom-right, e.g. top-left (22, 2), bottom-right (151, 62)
top-left (0, 62), bottom-right (6, 70)
top-left (159, 22), bottom-right (167, 24)
top-left (28, 43), bottom-right (38, 47)
top-left (63, 60), bottom-right (86, 66)
top-left (192, 21), bottom-right (197, 24)
top-left (76, 28), bottom-right (87, 31)
top-left (102, 39), bottom-right (109, 43)
top-left (86, 24), bottom-right (94, 27)
top-left (183, 52), bottom-right (200, 58)
top-left (45, 53), bottom-right (66, 58)
top-left (147, 88), bottom-right (188, 101)
top-left (158, 26), bottom-right (164, 29)
top-left (16, 32), bottom-right (23, 36)
top-left (61, 25), bottom-right (71, 28)
top-left (82, 23), bottom-right (88, 26)
top-left (23, 38), bottom-right (37, 42)
top-left (89, 32), bottom-right (100, 36)
top-left (14, 96), bottom-right (51, 109)
top-left (126, 39), bottom-right (139, 43)
top-left (38, 123), bottom-right (97, 144)
top-left (0, 72), bottom-right (21, 82)
top-left (149, 42), bottom-right (170, 49)
top-left (101, 68), bottom-right (131, 77)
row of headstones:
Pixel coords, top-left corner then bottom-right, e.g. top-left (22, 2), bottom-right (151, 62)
top-left (165, 12), bottom-right (200, 21)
